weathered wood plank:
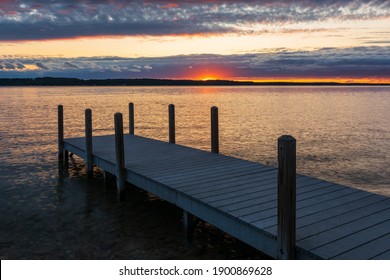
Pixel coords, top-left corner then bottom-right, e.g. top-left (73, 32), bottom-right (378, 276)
top-left (160, 166), bottom-right (268, 187)
top-left (324, 222), bottom-right (390, 260)
top-left (213, 177), bottom-right (332, 211)
top-left (189, 169), bottom-right (278, 197)
top-left (126, 146), bottom-right (247, 168)
top-left (178, 166), bottom-right (276, 192)
top-left (371, 248), bottom-right (390, 260)
top-left (264, 192), bottom-right (380, 234)
top-left (219, 178), bottom-right (338, 213)
top-left (202, 177), bottom-right (277, 204)
top-left (295, 193), bottom-right (384, 228)
top-left (216, 189), bottom-right (277, 213)
top-left (126, 151), bottom-right (221, 168)
top-left (138, 159), bottom-right (256, 179)
top-left (335, 232), bottom-right (390, 260)
top-left (231, 182), bottom-right (344, 220)
top-left (127, 153), bottom-right (238, 172)
top-left (205, 175), bottom-right (315, 208)
top-left (298, 206), bottom-right (390, 252)
top-left (180, 175), bottom-right (275, 200)
top-left (240, 185), bottom-right (356, 226)
top-left (295, 197), bottom-right (390, 239)
top-left (123, 146), bottom-right (238, 168)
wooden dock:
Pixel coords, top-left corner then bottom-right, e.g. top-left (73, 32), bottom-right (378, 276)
top-left (58, 104), bottom-right (390, 260)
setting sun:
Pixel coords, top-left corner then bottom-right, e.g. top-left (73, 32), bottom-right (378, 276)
top-left (201, 76), bottom-right (218, 81)
top-left (190, 66), bottom-right (232, 81)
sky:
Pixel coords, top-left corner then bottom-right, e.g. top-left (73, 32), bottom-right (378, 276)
top-left (1, 0), bottom-right (390, 83)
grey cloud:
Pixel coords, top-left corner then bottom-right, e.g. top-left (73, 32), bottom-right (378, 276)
top-left (0, 61), bottom-right (25, 70)
top-left (35, 62), bottom-right (50, 70)
top-left (0, 1), bottom-right (389, 41)
top-left (2, 46), bottom-right (390, 79)
top-left (4, 62), bottom-right (16, 69)
top-left (64, 62), bottom-right (79, 69)
top-left (16, 62), bottom-right (25, 69)
top-left (365, 41), bottom-right (390, 44)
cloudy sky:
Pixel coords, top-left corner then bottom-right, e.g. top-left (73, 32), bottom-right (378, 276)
top-left (1, 0), bottom-right (390, 82)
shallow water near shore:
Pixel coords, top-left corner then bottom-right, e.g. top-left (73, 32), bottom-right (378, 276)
top-left (0, 86), bottom-right (389, 259)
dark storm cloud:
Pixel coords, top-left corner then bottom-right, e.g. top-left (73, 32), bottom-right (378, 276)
top-left (1, 46), bottom-right (390, 80)
top-left (0, 0), bottom-right (389, 41)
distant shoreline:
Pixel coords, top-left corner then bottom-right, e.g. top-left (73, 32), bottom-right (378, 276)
top-left (1, 77), bottom-right (389, 86)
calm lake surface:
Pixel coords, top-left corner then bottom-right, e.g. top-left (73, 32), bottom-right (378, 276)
top-left (1, 86), bottom-right (389, 259)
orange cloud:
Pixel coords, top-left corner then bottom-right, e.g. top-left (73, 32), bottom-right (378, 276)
top-left (160, 3), bottom-right (179, 9)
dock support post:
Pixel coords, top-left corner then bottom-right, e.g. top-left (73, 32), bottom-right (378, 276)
top-left (115, 113), bottom-right (125, 201)
top-left (85, 109), bottom-right (93, 178)
top-left (169, 104), bottom-right (175, 144)
top-left (277, 135), bottom-right (296, 260)
top-left (58, 105), bottom-right (64, 161)
top-left (129, 102), bottom-right (134, 135)
top-left (64, 150), bottom-right (69, 164)
top-left (103, 170), bottom-right (108, 185)
top-left (183, 211), bottom-right (198, 242)
top-left (211, 106), bottom-right (219, 153)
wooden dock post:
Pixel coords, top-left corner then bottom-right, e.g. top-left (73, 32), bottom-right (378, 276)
top-left (114, 112), bottom-right (125, 200)
top-left (183, 211), bottom-right (198, 242)
top-left (129, 102), bottom-right (134, 135)
top-left (85, 109), bottom-right (93, 178)
top-left (277, 135), bottom-right (296, 260)
top-left (169, 104), bottom-right (175, 144)
top-left (168, 103), bottom-right (193, 238)
top-left (211, 106), bottom-right (219, 153)
top-left (58, 105), bottom-right (64, 161)
top-left (64, 150), bottom-right (69, 164)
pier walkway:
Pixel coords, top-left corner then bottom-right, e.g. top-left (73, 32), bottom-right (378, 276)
top-left (58, 104), bottom-right (390, 260)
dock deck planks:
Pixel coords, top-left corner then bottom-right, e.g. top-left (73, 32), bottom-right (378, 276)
top-left (63, 134), bottom-right (390, 260)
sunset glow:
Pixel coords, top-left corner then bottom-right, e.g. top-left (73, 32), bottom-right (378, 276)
top-left (1, 1), bottom-right (389, 83)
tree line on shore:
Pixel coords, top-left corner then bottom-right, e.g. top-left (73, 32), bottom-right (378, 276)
top-left (0, 77), bottom-right (385, 86)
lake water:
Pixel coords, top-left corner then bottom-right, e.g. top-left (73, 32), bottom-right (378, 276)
top-left (1, 86), bottom-right (389, 259)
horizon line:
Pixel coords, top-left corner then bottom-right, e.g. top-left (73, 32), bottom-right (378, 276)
top-left (1, 77), bottom-right (390, 86)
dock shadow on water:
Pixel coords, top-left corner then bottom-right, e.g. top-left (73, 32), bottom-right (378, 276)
top-left (1, 156), bottom-right (270, 260)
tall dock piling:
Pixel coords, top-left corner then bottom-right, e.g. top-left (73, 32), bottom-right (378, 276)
top-left (85, 108), bottom-right (93, 178)
top-left (129, 102), bottom-right (134, 135)
top-left (169, 104), bottom-right (176, 144)
top-left (277, 135), bottom-right (296, 260)
top-left (114, 112), bottom-right (126, 201)
top-left (211, 106), bottom-right (219, 153)
top-left (58, 105), bottom-right (64, 161)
